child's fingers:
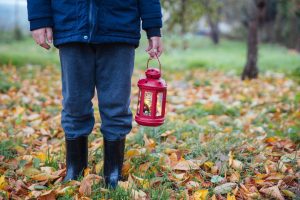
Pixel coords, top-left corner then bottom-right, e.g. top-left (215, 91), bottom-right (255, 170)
top-left (157, 42), bottom-right (163, 57)
top-left (38, 30), bottom-right (50, 50)
top-left (46, 28), bottom-right (53, 44)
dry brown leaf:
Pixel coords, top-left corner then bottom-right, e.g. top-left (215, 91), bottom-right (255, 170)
top-left (38, 190), bottom-right (56, 200)
top-left (31, 173), bottom-right (59, 181)
top-left (79, 180), bottom-right (92, 197)
top-left (40, 167), bottom-right (54, 174)
top-left (131, 189), bottom-right (147, 200)
top-left (131, 174), bottom-right (150, 189)
top-left (172, 160), bottom-right (199, 171)
top-left (79, 174), bottom-right (101, 197)
top-left (164, 148), bottom-right (177, 154)
top-left (161, 130), bottom-right (175, 137)
top-left (186, 181), bottom-right (200, 191)
top-left (55, 186), bottom-right (75, 195)
top-left (122, 160), bottom-right (131, 177)
top-left (53, 169), bottom-right (66, 177)
top-left (125, 149), bottom-right (141, 159)
top-left (31, 191), bottom-right (43, 198)
top-left (118, 181), bottom-right (132, 190)
top-left (259, 185), bottom-right (284, 200)
top-left (231, 160), bottom-right (243, 171)
top-left (143, 134), bottom-right (156, 150)
top-left (169, 152), bottom-right (179, 167)
top-left (229, 171), bottom-right (240, 182)
top-left (27, 113), bottom-right (40, 121)
top-left (13, 180), bottom-right (28, 196)
top-left (22, 167), bottom-right (41, 177)
top-left (95, 162), bottom-right (103, 174)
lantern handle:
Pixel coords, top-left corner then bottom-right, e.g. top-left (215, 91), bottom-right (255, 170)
top-left (147, 54), bottom-right (162, 73)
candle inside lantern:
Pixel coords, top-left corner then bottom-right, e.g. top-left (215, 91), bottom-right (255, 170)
top-left (143, 91), bottom-right (152, 116)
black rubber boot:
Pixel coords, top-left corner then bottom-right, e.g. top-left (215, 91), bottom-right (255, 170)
top-left (103, 138), bottom-right (126, 189)
top-left (63, 136), bottom-right (88, 182)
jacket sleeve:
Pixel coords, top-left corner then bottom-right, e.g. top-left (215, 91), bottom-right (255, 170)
top-left (27, 0), bottom-right (53, 31)
top-left (138, 0), bottom-right (163, 38)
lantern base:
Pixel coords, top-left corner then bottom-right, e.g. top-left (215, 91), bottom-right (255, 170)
top-left (135, 115), bottom-right (165, 127)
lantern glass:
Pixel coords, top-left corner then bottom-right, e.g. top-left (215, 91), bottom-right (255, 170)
top-left (143, 91), bottom-right (153, 116)
top-left (156, 92), bottom-right (163, 117)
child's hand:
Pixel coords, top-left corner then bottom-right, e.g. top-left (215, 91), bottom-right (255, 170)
top-left (146, 37), bottom-right (163, 58)
top-left (31, 27), bottom-right (53, 50)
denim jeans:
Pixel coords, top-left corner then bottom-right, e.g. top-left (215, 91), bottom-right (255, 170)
top-left (59, 43), bottom-right (135, 141)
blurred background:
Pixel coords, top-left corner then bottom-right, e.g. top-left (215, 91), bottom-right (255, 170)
top-left (0, 1), bottom-right (299, 199)
top-left (0, 0), bottom-right (299, 79)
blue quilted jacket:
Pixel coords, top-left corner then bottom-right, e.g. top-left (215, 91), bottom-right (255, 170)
top-left (27, 0), bottom-right (163, 47)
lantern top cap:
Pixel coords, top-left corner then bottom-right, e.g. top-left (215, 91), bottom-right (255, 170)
top-left (145, 68), bottom-right (161, 79)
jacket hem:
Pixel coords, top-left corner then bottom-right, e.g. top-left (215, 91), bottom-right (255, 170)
top-left (54, 34), bottom-right (140, 48)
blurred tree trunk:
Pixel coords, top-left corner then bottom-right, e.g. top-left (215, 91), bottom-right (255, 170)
top-left (180, 0), bottom-right (188, 49)
top-left (207, 13), bottom-right (220, 44)
top-left (297, 37), bottom-right (300, 52)
top-left (14, 0), bottom-right (23, 40)
top-left (242, 19), bottom-right (258, 80)
top-left (242, 0), bottom-right (266, 80)
top-left (201, 0), bottom-right (222, 45)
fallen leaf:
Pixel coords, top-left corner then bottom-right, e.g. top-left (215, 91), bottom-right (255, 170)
top-left (229, 171), bottom-right (240, 182)
top-left (281, 189), bottom-right (296, 198)
top-left (0, 175), bottom-right (7, 190)
top-left (161, 130), bottom-right (175, 137)
top-left (226, 193), bottom-right (236, 200)
top-left (79, 174), bottom-right (101, 197)
top-left (132, 174), bottom-right (150, 189)
top-left (186, 181), bottom-right (200, 190)
top-left (132, 189), bottom-right (147, 200)
top-left (193, 189), bottom-right (208, 200)
top-left (95, 162), bottom-right (103, 174)
top-left (204, 161), bottom-right (214, 169)
top-left (35, 152), bottom-right (47, 162)
top-left (31, 173), bottom-right (59, 181)
top-left (23, 167), bottom-right (41, 177)
top-left (231, 160), bottom-right (243, 171)
top-left (172, 160), bottom-right (199, 171)
top-left (38, 190), bottom-right (56, 200)
top-left (125, 149), bottom-right (141, 159)
top-left (259, 185), bottom-right (284, 200)
top-left (211, 175), bottom-right (224, 183)
top-left (213, 183), bottom-right (237, 194)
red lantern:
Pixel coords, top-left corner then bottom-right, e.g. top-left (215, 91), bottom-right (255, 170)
top-left (135, 57), bottom-right (167, 127)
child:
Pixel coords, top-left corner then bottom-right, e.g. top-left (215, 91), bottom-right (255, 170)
top-left (27, 0), bottom-right (163, 188)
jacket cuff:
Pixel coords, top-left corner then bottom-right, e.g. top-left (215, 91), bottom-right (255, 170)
top-left (30, 17), bottom-right (53, 31)
top-left (146, 28), bottom-right (161, 39)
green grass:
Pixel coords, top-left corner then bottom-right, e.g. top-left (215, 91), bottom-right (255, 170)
top-left (0, 34), bottom-right (299, 75)
top-left (0, 139), bottom-right (18, 160)
top-left (0, 38), bottom-right (59, 67)
top-left (180, 102), bottom-right (241, 119)
top-left (0, 70), bottom-right (20, 92)
top-left (159, 35), bottom-right (300, 74)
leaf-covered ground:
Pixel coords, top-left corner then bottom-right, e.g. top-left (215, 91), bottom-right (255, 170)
top-left (0, 65), bottom-right (299, 200)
